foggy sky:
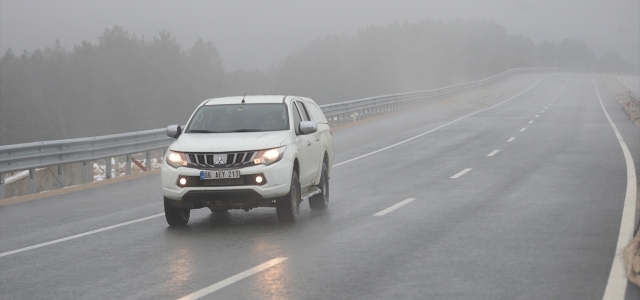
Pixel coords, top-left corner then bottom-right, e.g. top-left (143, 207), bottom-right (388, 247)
top-left (1, 0), bottom-right (638, 71)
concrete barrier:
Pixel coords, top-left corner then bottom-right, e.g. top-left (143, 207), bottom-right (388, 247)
top-left (3, 162), bottom-right (87, 198)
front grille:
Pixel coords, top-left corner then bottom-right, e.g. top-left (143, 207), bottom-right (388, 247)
top-left (186, 151), bottom-right (256, 168)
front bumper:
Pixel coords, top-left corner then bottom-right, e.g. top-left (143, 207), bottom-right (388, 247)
top-left (161, 157), bottom-right (293, 207)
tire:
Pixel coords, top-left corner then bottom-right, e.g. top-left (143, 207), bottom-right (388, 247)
top-left (276, 170), bottom-right (301, 223)
top-left (309, 162), bottom-right (329, 211)
top-left (165, 201), bottom-right (190, 226)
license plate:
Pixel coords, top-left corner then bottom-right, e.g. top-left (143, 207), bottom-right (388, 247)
top-left (200, 170), bottom-right (240, 180)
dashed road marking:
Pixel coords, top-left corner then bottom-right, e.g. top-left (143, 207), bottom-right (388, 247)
top-left (535, 115), bottom-right (539, 118)
top-left (520, 128), bottom-right (526, 131)
top-left (332, 76), bottom-right (549, 168)
top-left (373, 198), bottom-right (417, 216)
top-left (177, 257), bottom-right (289, 300)
top-left (487, 150), bottom-right (500, 157)
top-left (450, 168), bottom-right (472, 179)
top-left (507, 137), bottom-right (516, 142)
top-left (529, 120), bottom-right (534, 124)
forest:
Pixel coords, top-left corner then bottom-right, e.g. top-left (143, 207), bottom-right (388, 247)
top-left (1, 19), bottom-right (637, 145)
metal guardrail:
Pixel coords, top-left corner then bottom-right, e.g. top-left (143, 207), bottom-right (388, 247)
top-left (319, 67), bottom-right (557, 126)
top-left (0, 67), bottom-right (558, 199)
top-left (0, 129), bottom-right (173, 198)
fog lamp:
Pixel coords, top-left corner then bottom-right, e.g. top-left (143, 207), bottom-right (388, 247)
top-left (179, 177), bottom-right (187, 186)
top-left (255, 175), bottom-right (263, 184)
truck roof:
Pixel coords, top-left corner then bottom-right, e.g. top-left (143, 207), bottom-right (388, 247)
top-left (203, 95), bottom-right (293, 105)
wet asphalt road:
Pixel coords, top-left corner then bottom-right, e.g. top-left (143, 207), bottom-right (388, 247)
top-left (1, 73), bottom-right (639, 299)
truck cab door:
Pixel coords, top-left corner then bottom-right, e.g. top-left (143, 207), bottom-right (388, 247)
top-left (292, 101), bottom-right (316, 188)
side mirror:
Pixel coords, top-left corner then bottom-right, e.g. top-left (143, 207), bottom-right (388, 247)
top-left (166, 125), bottom-right (182, 138)
top-left (299, 121), bottom-right (318, 135)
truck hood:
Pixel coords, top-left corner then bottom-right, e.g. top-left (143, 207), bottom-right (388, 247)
top-left (170, 131), bottom-right (291, 153)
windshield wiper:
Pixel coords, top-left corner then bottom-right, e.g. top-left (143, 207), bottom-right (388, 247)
top-left (188, 130), bottom-right (218, 133)
top-left (231, 129), bottom-right (264, 132)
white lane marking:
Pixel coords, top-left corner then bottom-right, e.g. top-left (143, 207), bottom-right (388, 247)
top-left (535, 115), bottom-right (539, 118)
top-left (520, 128), bottom-right (526, 131)
top-left (332, 76), bottom-right (549, 168)
top-left (541, 111), bottom-right (545, 113)
top-left (545, 107), bottom-right (548, 109)
top-left (177, 257), bottom-right (289, 300)
top-left (595, 79), bottom-right (637, 300)
top-left (507, 137), bottom-right (516, 142)
top-left (0, 213), bottom-right (165, 258)
top-left (450, 168), bottom-right (472, 179)
top-left (529, 120), bottom-right (534, 124)
top-left (373, 198), bottom-right (416, 216)
top-left (617, 77), bottom-right (638, 93)
top-left (487, 150), bottom-right (500, 157)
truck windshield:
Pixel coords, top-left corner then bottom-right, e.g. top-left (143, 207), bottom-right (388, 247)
top-left (186, 104), bottom-right (289, 133)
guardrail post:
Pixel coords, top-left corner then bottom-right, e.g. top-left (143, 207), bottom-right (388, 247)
top-left (113, 156), bottom-right (120, 178)
top-left (29, 168), bottom-right (36, 193)
top-left (106, 157), bottom-right (112, 179)
top-left (145, 151), bottom-right (151, 170)
top-left (56, 165), bottom-right (63, 188)
top-left (126, 154), bottom-right (132, 175)
top-left (0, 173), bottom-right (5, 200)
top-left (82, 162), bottom-right (89, 184)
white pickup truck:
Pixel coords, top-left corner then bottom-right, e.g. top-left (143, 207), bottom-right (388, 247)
top-left (161, 95), bottom-right (334, 226)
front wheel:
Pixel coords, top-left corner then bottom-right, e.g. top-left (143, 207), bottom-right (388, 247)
top-left (309, 162), bottom-right (329, 211)
top-left (165, 200), bottom-right (190, 226)
top-left (276, 170), bottom-right (301, 223)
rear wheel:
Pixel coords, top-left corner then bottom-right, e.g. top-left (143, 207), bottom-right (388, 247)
top-left (309, 162), bottom-right (329, 211)
top-left (165, 200), bottom-right (190, 226)
top-left (276, 170), bottom-right (301, 223)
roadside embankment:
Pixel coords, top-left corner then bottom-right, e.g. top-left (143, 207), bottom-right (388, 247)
top-left (625, 233), bottom-right (640, 286)
top-left (602, 75), bottom-right (640, 287)
top-left (602, 75), bottom-right (640, 128)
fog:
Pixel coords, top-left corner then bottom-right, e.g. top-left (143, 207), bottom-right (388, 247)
top-left (0, 0), bottom-right (639, 146)
top-left (1, 0), bottom-right (638, 70)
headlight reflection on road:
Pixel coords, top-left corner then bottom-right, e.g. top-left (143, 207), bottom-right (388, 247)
top-left (169, 248), bottom-right (193, 291)
top-left (249, 238), bottom-right (291, 299)
top-left (251, 260), bottom-right (291, 300)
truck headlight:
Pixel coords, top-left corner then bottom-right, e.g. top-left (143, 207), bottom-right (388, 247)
top-left (254, 146), bottom-right (287, 166)
top-left (166, 151), bottom-right (188, 168)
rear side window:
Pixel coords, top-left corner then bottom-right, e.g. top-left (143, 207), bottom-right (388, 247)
top-left (303, 102), bottom-right (328, 123)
